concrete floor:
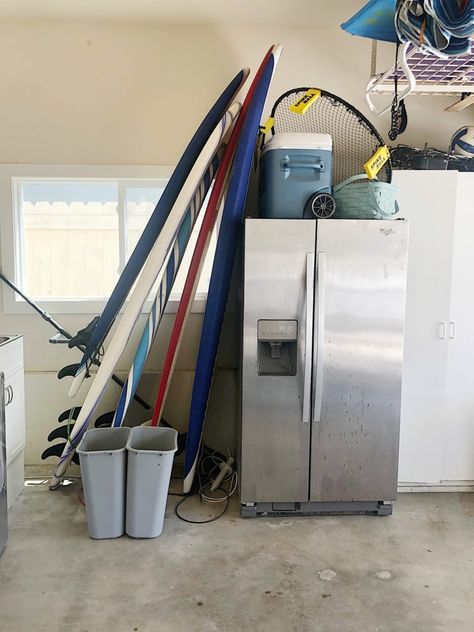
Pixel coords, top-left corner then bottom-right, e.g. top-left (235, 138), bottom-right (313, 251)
top-left (1, 481), bottom-right (474, 632)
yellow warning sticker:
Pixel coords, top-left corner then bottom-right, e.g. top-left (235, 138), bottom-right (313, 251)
top-left (261, 117), bottom-right (275, 134)
top-left (364, 145), bottom-right (390, 180)
top-left (289, 89), bottom-right (321, 115)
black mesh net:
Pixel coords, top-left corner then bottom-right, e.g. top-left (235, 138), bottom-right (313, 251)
top-left (270, 88), bottom-right (391, 185)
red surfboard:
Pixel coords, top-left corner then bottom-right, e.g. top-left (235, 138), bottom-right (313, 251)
top-left (150, 47), bottom-right (275, 429)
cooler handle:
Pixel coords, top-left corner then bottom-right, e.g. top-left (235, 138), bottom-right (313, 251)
top-left (281, 158), bottom-right (324, 173)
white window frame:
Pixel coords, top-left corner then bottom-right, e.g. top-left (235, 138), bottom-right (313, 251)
top-left (0, 164), bottom-right (209, 315)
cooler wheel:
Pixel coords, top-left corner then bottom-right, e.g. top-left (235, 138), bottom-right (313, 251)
top-left (310, 193), bottom-right (336, 219)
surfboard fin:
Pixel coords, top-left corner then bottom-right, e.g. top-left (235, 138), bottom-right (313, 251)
top-left (94, 411), bottom-right (115, 428)
top-left (58, 407), bottom-right (81, 423)
top-left (67, 316), bottom-right (100, 349)
top-left (48, 426), bottom-right (70, 442)
top-left (58, 363), bottom-right (82, 380)
top-left (41, 443), bottom-right (80, 465)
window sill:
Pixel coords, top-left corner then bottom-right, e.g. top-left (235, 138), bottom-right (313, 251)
top-left (1, 294), bottom-right (209, 316)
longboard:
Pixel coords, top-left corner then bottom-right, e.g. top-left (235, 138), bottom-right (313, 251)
top-left (183, 45), bottom-right (282, 493)
top-left (111, 150), bottom-right (222, 428)
top-left (50, 104), bottom-right (240, 488)
top-left (149, 47), bottom-right (275, 437)
top-left (71, 69), bottom-right (249, 394)
top-left (69, 101), bottom-right (240, 397)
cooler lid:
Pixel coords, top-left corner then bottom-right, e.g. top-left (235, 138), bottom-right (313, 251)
top-left (262, 132), bottom-right (332, 154)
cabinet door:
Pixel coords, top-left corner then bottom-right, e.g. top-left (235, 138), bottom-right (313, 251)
top-left (5, 369), bottom-right (26, 465)
top-left (442, 173), bottom-right (474, 481)
top-left (0, 338), bottom-right (23, 380)
top-left (393, 171), bottom-right (457, 484)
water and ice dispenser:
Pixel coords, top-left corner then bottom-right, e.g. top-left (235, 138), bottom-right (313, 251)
top-left (257, 320), bottom-right (297, 376)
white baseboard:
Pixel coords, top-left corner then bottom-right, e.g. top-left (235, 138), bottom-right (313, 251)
top-left (398, 481), bottom-right (474, 493)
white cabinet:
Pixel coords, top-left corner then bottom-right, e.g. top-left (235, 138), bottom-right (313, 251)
top-left (443, 174), bottom-right (474, 481)
top-left (394, 171), bottom-right (474, 486)
top-left (6, 370), bottom-right (25, 465)
top-left (0, 336), bottom-right (25, 507)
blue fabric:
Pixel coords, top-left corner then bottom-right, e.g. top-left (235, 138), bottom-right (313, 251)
top-left (341, 0), bottom-right (473, 56)
top-left (341, 0), bottom-right (398, 43)
top-left (426, 0), bottom-right (474, 38)
top-left (396, 0), bottom-right (473, 57)
top-left (76, 69), bottom-right (246, 374)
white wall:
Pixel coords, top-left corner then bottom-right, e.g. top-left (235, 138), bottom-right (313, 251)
top-left (0, 19), bottom-right (471, 164)
top-left (0, 18), bottom-right (471, 465)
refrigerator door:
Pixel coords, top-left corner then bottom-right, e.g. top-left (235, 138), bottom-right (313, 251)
top-left (0, 373), bottom-right (7, 555)
top-left (241, 219), bottom-right (315, 503)
top-left (311, 220), bottom-right (408, 502)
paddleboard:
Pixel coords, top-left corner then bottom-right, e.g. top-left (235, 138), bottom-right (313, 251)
top-left (72, 68), bottom-right (249, 393)
top-left (150, 47), bottom-right (274, 432)
top-left (50, 103), bottom-right (240, 488)
top-left (183, 45), bottom-right (282, 493)
top-left (111, 150), bottom-right (222, 428)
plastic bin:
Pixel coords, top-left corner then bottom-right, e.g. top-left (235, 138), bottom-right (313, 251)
top-left (77, 427), bottom-right (130, 540)
top-left (259, 132), bottom-right (333, 219)
top-left (126, 427), bottom-right (178, 539)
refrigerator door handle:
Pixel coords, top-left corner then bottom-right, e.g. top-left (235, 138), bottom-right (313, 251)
top-left (302, 252), bottom-right (314, 423)
top-left (313, 251), bottom-right (326, 423)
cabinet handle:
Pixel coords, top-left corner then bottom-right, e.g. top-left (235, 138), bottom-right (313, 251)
top-left (449, 322), bottom-right (456, 340)
top-left (437, 322), bottom-right (446, 340)
top-left (5, 385), bottom-right (12, 407)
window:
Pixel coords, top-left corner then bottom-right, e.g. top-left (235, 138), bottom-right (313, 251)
top-left (18, 179), bottom-right (166, 300)
top-left (0, 165), bottom-right (217, 314)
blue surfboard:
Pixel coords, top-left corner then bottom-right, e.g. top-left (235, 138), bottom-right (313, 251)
top-left (74, 68), bottom-right (249, 380)
top-left (183, 46), bottom-right (282, 493)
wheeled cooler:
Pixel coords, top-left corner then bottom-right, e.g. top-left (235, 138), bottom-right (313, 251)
top-left (259, 132), bottom-right (334, 219)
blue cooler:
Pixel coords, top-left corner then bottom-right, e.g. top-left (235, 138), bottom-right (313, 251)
top-left (259, 132), bottom-right (333, 219)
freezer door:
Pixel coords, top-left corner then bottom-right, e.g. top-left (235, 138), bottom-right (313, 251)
top-left (311, 220), bottom-right (408, 502)
top-left (241, 219), bottom-right (316, 503)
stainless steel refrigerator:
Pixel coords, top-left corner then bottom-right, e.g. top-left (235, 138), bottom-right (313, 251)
top-left (240, 218), bottom-right (408, 517)
top-left (0, 373), bottom-right (7, 553)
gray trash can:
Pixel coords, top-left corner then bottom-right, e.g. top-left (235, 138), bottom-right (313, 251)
top-left (126, 426), bottom-right (178, 538)
top-left (77, 427), bottom-right (130, 539)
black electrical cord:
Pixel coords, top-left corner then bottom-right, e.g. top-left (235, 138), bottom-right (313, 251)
top-left (174, 490), bottom-right (230, 524)
top-left (168, 447), bottom-right (237, 524)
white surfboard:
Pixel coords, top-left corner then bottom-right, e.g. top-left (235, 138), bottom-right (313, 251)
top-left (50, 102), bottom-right (240, 488)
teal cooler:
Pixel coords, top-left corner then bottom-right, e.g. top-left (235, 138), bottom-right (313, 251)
top-left (260, 133), bottom-right (333, 219)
